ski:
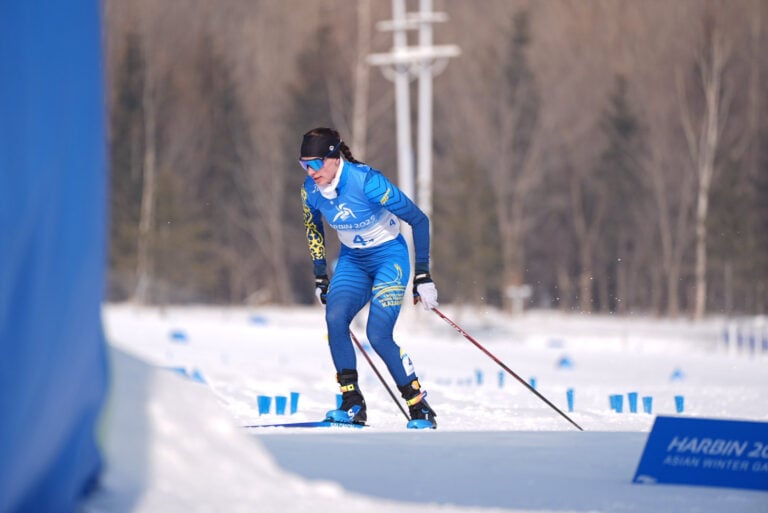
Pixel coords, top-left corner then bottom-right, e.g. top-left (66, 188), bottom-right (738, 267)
top-left (244, 420), bottom-right (366, 429)
top-left (245, 419), bottom-right (437, 429)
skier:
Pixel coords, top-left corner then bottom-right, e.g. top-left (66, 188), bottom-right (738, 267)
top-left (299, 127), bottom-right (438, 429)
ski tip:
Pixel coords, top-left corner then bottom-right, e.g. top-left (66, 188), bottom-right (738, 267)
top-left (406, 419), bottom-right (436, 430)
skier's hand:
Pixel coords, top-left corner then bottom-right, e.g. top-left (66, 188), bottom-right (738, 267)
top-left (413, 273), bottom-right (438, 310)
top-left (314, 275), bottom-right (329, 305)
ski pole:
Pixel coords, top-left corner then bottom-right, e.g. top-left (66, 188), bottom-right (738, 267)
top-left (349, 329), bottom-right (410, 421)
top-left (431, 307), bottom-right (584, 431)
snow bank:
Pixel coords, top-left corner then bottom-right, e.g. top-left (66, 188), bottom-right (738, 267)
top-left (83, 347), bottom-right (504, 512)
top-left (92, 305), bottom-right (767, 512)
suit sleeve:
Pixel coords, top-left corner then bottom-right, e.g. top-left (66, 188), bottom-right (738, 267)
top-left (301, 187), bottom-right (327, 276)
top-left (364, 171), bottom-right (431, 274)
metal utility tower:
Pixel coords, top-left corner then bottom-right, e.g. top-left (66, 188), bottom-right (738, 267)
top-left (367, 0), bottom-right (459, 217)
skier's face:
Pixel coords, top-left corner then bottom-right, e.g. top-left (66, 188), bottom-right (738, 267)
top-left (301, 157), bottom-right (340, 186)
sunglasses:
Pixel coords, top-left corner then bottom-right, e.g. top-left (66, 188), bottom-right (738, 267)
top-left (298, 140), bottom-right (341, 172)
top-left (298, 158), bottom-right (325, 172)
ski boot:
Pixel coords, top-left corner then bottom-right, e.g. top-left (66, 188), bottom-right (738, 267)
top-left (399, 378), bottom-right (437, 429)
top-left (325, 369), bottom-right (367, 425)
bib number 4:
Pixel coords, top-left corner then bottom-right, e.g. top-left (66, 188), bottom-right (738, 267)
top-left (353, 234), bottom-right (374, 246)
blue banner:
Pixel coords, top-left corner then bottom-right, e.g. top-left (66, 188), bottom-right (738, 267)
top-left (634, 416), bottom-right (768, 491)
top-left (0, 2), bottom-right (108, 511)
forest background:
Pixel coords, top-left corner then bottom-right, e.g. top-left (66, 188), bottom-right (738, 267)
top-left (105, 0), bottom-right (768, 318)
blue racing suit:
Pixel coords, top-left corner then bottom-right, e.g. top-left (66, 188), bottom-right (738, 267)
top-left (301, 160), bottom-right (430, 386)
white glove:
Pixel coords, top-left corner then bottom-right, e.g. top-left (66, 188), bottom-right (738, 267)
top-left (413, 273), bottom-right (439, 311)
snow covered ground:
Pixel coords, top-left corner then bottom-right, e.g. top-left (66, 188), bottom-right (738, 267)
top-left (87, 303), bottom-right (768, 512)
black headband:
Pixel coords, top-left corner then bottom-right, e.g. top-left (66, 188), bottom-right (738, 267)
top-left (300, 132), bottom-right (341, 159)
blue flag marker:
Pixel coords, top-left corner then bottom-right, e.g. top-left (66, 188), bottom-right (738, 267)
top-left (633, 416), bottom-right (768, 491)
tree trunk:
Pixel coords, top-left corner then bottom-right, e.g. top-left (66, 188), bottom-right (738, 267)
top-left (679, 24), bottom-right (728, 319)
top-left (133, 50), bottom-right (156, 304)
top-left (556, 261), bottom-right (573, 311)
top-left (570, 173), bottom-right (602, 313)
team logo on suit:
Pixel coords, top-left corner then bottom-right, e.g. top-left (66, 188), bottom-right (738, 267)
top-left (333, 203), bottom-right (356, 222)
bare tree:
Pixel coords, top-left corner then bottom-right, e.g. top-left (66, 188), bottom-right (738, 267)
top-left (612, 0), bottom-right (694, 316)
top-left (227, 2), bottom-right (301, 303)
top-left (677, 11), bottom-right (734, 319)
top-left (129, 2), bottom-right (171, 304)
top-left (491, 10), bottom-right (543, 312)
top-left (132, 11), bottom-right (157, 304)
top-left (533, 0), bottom-right (617, 311)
